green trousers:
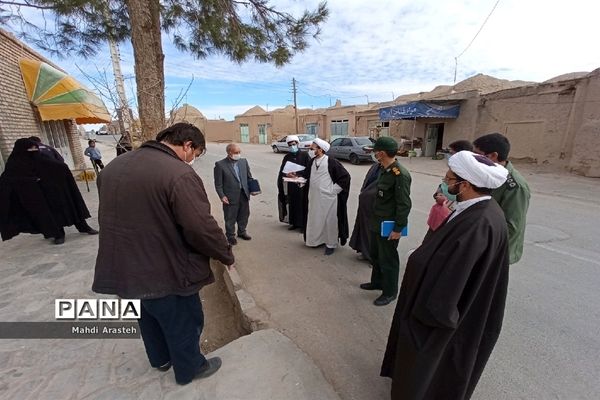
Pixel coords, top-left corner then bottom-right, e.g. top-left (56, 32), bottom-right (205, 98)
top-left (369, 231), bottom-right (400, 297)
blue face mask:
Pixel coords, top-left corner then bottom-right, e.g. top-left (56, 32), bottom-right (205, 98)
top-left (289, 145), bottom-right (299, 153)
top-left (439, 182), bottom-right (457, 202)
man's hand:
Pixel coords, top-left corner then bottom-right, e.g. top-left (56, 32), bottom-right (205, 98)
top-left (221, 196), bottom-right (230, 205)
top-left (388, 231), bottom-right (401, 241)
top-left (286, 172), bottom-right (297, 178)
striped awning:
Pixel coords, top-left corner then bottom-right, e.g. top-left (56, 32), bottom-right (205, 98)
top-left (19, 59), bottom-right (111, 124)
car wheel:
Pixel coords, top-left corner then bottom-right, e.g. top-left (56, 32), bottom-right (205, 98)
top-left (349, 153), bottom-right (360, 165)
top-left (272, 145), bottom-right (279, 153)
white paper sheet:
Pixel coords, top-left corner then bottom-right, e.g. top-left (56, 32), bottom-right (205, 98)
top-left (283, 177), bottom-right (307, 184)
top-left (282, 161), bottom-right (306, 174)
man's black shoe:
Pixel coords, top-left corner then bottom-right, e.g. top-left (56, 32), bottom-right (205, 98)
top-left (238, 233), bottom-right (252, 240)
top-left (228, 237), bottom-right (237, 245)
top-left (288, 225), bottom-right (297, 231)
top-left (324, 247), bottom-right (335, 255)
top-left (156, 361), bottom-right (171, 372)
top-left (80, 228), bottom-right (99, 235)
top-left (359, 283), bottom-right (381, 291)
top-left (53, 237), bottom-right (65, 245)
top-left (374, 294), bottom-right (396, 306)
top-left (177, 357), bottom-right (222, 385)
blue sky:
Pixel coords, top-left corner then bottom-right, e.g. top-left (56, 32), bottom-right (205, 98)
top-left (6, 0), bottom-right (600, 122)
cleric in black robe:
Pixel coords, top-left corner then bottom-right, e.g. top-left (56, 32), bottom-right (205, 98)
top-left (276, 135), bottom-right (311, 230)
top-left (381, 151), bottom-right (510, 400)
top-left (349, 162), bottom-right (380, 261)
top-left (0, 138), bottom-right (98, 245)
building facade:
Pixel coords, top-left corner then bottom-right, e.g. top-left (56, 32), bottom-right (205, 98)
top-left (0, 28), bottom-right (109, 173)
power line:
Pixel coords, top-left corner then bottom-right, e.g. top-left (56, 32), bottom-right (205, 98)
top-left (454, 0), bottom-right (502, 82)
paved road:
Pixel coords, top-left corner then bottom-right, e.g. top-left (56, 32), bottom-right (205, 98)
top-left (196, 143), bottom-right (600, 400)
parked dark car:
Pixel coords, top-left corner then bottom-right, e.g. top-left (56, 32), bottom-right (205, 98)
top-left (327, 136), bottom-right (375, 164)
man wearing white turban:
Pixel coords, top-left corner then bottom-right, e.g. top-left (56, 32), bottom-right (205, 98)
top-left (302, 138), bottom-right (350, 255)
top-left (381, 151), bottom-right (510, 400)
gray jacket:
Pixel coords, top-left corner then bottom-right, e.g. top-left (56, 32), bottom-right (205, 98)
top-left (214, 157), bottom-right (252, 205)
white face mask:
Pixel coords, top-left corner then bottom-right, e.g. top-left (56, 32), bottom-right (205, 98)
top-left (371, 152), bottom-right (379, 163)
top-left (231, 154), bottom-right (241, 161)
top-left (185, 148), bottom-right (195, 166)
top-left (289, 145), bottom-right (299, 153)
top-left (308, 149), bottom-right (317, 159)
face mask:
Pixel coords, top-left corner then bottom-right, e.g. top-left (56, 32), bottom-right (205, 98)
top-left (184, 148), bottom-right (195, 166)
top-left (308, 149), bottom-right (317, 159)
top-left (439, 182), bottom-right (457, 202)
top-left (290, 145), bottom-right (299, 153)
top-left (231, 154), bottom-right (241, 161)
top-left (371, 152), bottom-right (379, 163)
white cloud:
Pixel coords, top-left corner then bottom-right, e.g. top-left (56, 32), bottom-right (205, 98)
top-left (6, 0), bottom-right (600, 115)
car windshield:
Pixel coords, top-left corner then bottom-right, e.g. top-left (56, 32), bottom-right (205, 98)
top-left (355, 138), bottom-right (373, 146)
top-left (299, 135), bottom-right (315, 141)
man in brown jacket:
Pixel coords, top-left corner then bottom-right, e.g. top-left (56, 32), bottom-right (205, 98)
top-left (92, 123), bottom-right (234, 385)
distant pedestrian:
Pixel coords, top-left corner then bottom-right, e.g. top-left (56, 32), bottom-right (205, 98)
top-left (0, 138), bottom-right (98, 244)
top-left (116, 132), bottom-right (133, 156)
top-left (359, 137), bottom-right (411, 306)
top-left (473, 132), bottom-right (530, 264)
top-left (302, 138), bottom-right (350, 256)
top-left (277, 135), bottom-right (311, 231)
top-left (349, 161), bottom-right (380, 262)
top-left (84, 140), bottom-right (104, 172)
top-left (93, 123), bottom-right (233, 385)
top-left (381, 151), bottom-right (509, 400)
top-left (28, 136), bottom-right (64, 162)
top-left (214, 143), bottom-right (254, 245)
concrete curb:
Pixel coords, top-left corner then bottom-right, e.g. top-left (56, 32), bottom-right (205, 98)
top-left (220, 262), bottom-right (270, 333)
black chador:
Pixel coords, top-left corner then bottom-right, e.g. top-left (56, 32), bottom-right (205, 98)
top-left (0, 138), bottom-right (92, 242)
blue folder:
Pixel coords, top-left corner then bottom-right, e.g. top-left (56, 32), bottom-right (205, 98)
top-left (381, 221), bottom-right (408, 237)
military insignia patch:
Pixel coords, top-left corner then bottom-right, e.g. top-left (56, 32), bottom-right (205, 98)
top-left (378, 190), bottom-right (384, 197)
top-left (392, 167), bottom-right (400, 176)
top-left (506, 174), bottom-right (517, 189)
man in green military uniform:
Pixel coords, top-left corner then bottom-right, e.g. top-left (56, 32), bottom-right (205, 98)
top-left (360, 137), bottom-right (412, 306)
top-left (474, 133), bottom-right (531, 264)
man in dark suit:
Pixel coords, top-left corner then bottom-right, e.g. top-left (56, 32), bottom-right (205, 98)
top-left (214, 143), bottom-right (253, 245)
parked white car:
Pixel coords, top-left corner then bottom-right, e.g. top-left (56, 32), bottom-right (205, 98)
top-left (271, 134), bottom-right (316, 153)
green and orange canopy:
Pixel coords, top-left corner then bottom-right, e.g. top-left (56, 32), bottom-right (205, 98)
top-left (19, 59), bottom-right (111, 124)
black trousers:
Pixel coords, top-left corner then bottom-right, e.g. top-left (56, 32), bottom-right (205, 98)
top-left (223, 190), bottom-right (250, 239)
top-left (138, 293), bottom-right (207, 384)
top-left (91, 158), bottom-right (104, 173)
top-left (369, 231), bottom-right (400, 297)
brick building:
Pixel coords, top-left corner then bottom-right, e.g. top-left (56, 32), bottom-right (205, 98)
top-left (0, 28), bottom-right (110, 173)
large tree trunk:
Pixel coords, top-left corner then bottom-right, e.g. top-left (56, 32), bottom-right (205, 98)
top-left (125, 0), bottom-right (165, 141)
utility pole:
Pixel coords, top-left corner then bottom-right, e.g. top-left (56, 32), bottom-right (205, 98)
top-left (108, 39), bottom-right (131, 136)
top-left (292, 78), bottom-right (299, 135)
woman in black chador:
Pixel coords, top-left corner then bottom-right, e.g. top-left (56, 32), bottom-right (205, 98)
top-left (0, 138), bottom-right (98, 244)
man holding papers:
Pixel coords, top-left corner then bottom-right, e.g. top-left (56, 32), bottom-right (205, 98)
top-left (303, 138), bottom-right (351, 255)
top-left (277, 135), bottom-right (311, 231)
top-left (359, 137), bottom-right (412, 306)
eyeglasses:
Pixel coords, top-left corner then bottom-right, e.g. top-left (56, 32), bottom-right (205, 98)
top-left (442, 176), bottom-right (459, 184)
